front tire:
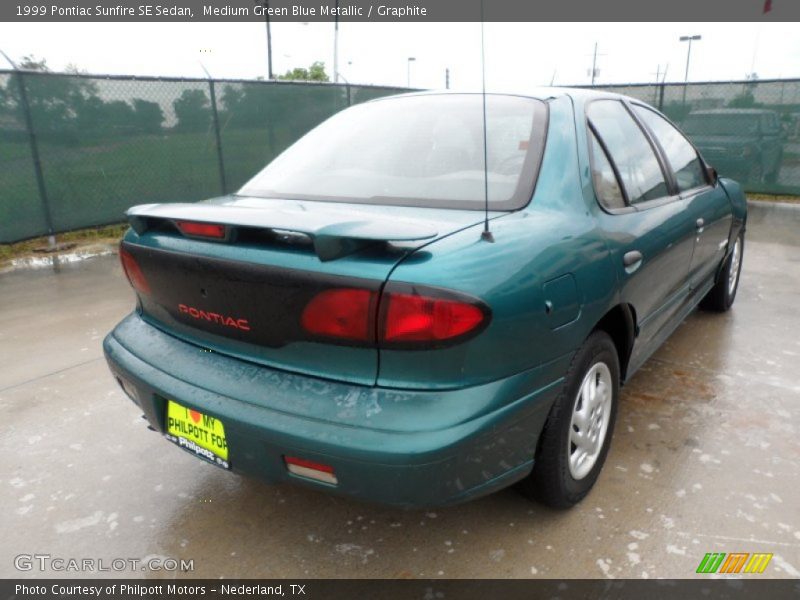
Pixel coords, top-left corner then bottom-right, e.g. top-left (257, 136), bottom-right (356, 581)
top-left (700, 231), bottom-right (744, 312)
top-left (519, 331), bottom-right (620, 508)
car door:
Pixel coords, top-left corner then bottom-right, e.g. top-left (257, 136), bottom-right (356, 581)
top-left (586, 100), bottom-right (697, 361)
top-left (631, 104), bottom-right (732, 290)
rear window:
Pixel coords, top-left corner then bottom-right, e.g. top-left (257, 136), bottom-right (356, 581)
top-left (239, 94), bottom-right (547, 210)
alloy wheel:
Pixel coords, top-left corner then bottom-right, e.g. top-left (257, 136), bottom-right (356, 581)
top-left (728, 237), bottom-right (742, 296)
top-left (567, 362), bottom-right (613, 480)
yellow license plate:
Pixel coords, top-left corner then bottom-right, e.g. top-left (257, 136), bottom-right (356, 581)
top-left (165, 400), bottom-right (230, 469)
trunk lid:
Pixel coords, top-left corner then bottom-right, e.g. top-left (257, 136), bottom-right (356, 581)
top-left (121, 195), bottom-right (496, 385)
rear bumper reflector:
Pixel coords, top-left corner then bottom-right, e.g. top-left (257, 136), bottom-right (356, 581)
top-left (284, 455), bottom-right (338, 485)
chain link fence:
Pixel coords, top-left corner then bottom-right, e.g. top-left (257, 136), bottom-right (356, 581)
top-left (3, 73), bottom-right (800, 244)
top-left (581, 79), bottom-right (800, 197)
top-left (0, 70), bottom-right (405, 244)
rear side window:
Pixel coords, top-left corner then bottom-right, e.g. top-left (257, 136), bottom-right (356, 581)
top-left (587, 100), bottom-right (669, 205)
top-left (633, 105), bottom-right (707, 192)
top-left (587, 131), bottom-right (625, 209)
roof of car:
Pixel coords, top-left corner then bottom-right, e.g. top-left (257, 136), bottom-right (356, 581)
top-left (371, 87), bottom-right (631, 103)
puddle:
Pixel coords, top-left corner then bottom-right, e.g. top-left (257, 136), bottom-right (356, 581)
top-left (1, 245), bottom-right (115, 274)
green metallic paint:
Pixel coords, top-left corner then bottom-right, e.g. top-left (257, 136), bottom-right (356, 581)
top-left (105, 315), bottom-right (564, 507)
top-left (104, 89), bottom-right (745, 507)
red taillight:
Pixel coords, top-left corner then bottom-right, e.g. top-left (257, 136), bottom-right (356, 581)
top-left (176, 220), bottom-right (226, 239)
top-left (119, 248), bottom-right (150, 295)
top-left (383, 293), bottom-right (484, 342)
top-left (300, 288), bottom-right (374, 341)
top-left (300, 287), bottom-right (487, 346)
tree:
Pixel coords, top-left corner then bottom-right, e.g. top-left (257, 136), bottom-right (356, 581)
top-left (131, 99), bottom-right (164, 134)
top-left (173, 89), bottom-right (210, 131)
top-left (18, 55), bottom-right (48, 71)
top-left (277, 61), bottom-right (330, 83)
top-left (728, 92), bottom-right (759, 109)
top-left (12, 54), bottom-right (100, 142)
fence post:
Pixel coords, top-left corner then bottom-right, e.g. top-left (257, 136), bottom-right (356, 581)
top-left (16, 71), bottom-right (55, 245)
top-left (346, 83), bottom-right (351, 106)
top-left (658, 82), bottom-right (665, 111)
top-left (208, 79), bottom-right (227, 195)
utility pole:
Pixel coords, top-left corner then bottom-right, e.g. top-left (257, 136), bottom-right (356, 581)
top-left (651, 64), bottom-right (662, 105)
top-left (445, 68), bottom-right (450, 89)
top-left (407, 56), bottom-right (416, 87)
top-left (587, 42), bottom-right (605, 86)
top-left (651, 64), bottom-right (662, 84)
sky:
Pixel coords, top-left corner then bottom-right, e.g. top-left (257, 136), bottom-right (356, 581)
top-left (1, 21), bottom-right (799, 91)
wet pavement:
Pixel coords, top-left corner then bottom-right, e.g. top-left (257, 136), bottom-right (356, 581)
top-left (1, 201), bottom-right (799, 579)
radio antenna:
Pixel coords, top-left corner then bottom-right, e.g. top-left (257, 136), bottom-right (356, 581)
top-left (479, 0), bottom-right (494, 242)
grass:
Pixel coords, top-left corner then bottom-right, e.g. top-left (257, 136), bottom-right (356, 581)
top-left (747, 193), bottom-right (800, 204)
top-left (0, 223), bottom-right (128, 267)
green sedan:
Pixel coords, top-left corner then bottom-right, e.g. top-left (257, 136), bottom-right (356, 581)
top-left (104, 89), bottom-right (746, 508)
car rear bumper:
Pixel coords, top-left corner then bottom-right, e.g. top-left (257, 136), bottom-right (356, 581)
top-left (103, 313), bottom-right (566, 508)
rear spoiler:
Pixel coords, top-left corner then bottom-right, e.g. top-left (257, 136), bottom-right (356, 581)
top-left (126, 203), bottom-right (438, 261)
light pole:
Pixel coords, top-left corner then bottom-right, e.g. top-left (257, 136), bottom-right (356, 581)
top-left (680, 34), bottom-right (701, 82)
top-left (255, 0), bottom-right (274, 79)
top-left (333, 0), bottom-right (339, 83)
top-left (679, 34), bottom-right (701, 104)
top-left (407, 57), bottom-right (416, 88)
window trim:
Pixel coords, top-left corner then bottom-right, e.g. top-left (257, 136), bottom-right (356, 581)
top-left (586, 122), bottom-right (633, 214)
top-left (622, 100), bottom-right (679, 196)
top-left (584, 98), bottom-right (676, 212)
top-left (628, 101), bottom-right (713, 198)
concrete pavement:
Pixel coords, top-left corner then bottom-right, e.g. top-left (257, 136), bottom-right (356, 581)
top-left (1, 201), bottom-right (798, 579)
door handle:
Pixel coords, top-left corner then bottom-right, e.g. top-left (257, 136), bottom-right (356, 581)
top-left (623, 250), bottom-right (643, 268)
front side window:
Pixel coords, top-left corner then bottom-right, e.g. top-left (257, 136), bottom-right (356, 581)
top-left (587, 100), bottom-right (669, 205)
top-left (239, 94), bottom-right (547, 210)
top-left (633, 105), bottom-right (707, 192)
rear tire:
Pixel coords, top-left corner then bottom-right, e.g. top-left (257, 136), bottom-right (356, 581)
top-left (519, 331), bottom-right (620, 508)
top-left (700, 231), bottom-right (744, 312)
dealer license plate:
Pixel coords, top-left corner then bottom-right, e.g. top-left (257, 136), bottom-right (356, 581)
top-left (165, 400), bottom-right (230, 469)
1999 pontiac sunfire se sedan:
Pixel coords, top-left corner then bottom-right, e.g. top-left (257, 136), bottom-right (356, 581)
top-left (104, 89), bottom-right (746, 508)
